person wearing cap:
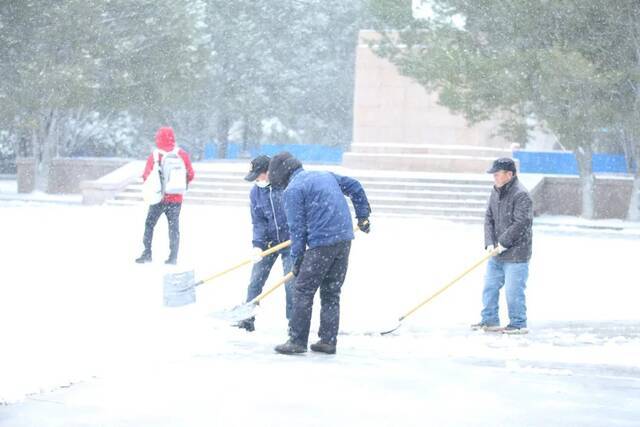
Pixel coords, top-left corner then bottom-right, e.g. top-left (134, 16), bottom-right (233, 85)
top-left (135, 127), bottom-right (194, 265)
top-left (235, 155), bottom-right (293, 332)
top-left (268, 152), bottom-right (371, 355)
top-left (472, 157), bottom-right (533, 334)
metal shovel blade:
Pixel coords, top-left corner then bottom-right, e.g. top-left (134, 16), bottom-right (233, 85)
top-left (210, 302), bottom-right (258, 323)
top-left (163, 270), bottom-right (196, 307)
top-left (380, 321), bottom-right (402, 336)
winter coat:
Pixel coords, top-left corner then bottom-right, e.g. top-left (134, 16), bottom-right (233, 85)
top-left (142, 127), bottom-right (195, 204)
top-left (250, 184), bottom-right (290, 250)
top-left (284, 168), bottom-right (371, 265)
top-left (484, 176), bottom-right (533, 262)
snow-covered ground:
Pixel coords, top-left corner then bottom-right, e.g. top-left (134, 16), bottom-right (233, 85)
top-left (0, 202), bottom-right (639, 426)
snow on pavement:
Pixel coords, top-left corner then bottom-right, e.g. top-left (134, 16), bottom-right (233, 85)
top-left (0, 203), bottom-right (638, 426)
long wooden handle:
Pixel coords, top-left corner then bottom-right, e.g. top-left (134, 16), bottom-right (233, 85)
top-left (196, 221), bottom-right (362, 288)
top-left (398, 248), bottom-right (499, 321)
top-left (196, 240), bottom-right (292, 287)
top-left (248, 225), bottom-right (361, 301)
top-left (261, 240), bottom-right (292, 257)
top-left (250, 272), bottom-right (295, 304)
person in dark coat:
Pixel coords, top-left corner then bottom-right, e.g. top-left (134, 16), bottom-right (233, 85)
top-left (472, 158), bottom-right (533, 334)
top-left (235, 155), bottom-right (293, 332)
top-left (135, 127), bottom-right (194, 265)
top-left (268, 152), bottom-right (371, 355)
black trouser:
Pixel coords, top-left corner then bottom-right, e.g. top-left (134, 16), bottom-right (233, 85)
top-left (289, 240), bottom-right (351, 346)
top-left (142, 202), bottom-right (182, 260)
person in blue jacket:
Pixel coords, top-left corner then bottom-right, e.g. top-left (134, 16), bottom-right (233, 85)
top-left (268, 152), bottom-right (371, 355)
top-left (236, 155), bottom-right (293, 332)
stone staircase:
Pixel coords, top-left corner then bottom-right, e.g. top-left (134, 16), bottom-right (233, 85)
top-left (108, 164), bottom-right (492, 222)
top-left (355, 175), bottom-right (490, 220)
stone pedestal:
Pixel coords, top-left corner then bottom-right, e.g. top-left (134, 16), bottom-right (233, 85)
top-left (16, 157), bottom-right (36, 193)
top-left (346, 30), bottom-right (512, 172)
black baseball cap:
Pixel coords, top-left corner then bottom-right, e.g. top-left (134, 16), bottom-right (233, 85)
top-left (244, 155), bottom-right (271, 181)
top-left (487, 157), bottom-right (517, 174)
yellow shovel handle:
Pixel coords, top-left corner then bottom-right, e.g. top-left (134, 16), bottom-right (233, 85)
top-left (198, 220), bottom-right (363, 287)
top-left (398, 247), bottom-right (499, 321)
top-left (261, 240), bottom-right (292, 256)
top-left (251, 272), bottom-right (295, 304)
top-left (249, 225), bottom-right (361, 302)
top-left (198, 240), bottom-right (292, 286)
top-left (197, 258), bottom-right (253, 285)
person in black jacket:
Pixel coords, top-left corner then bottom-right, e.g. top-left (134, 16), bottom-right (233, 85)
top-left (268, 152), bottom-right (371, 355)
top-left (236, 155), bottom-right (293, 332)
top-left (472, 158), bottom-right (533, 335)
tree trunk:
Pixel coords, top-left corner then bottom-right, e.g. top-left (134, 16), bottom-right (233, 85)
top-left (33, 108), bottom-right (63, 192)
top-left (626, 11), bottom-right (640, 220)
top-left (240, 116), bottom-right (261, 158)
top-left (216, 115), bottom-right (230, 159)
top-left (239, 115), bottom-right (251, 158)
top-left (628, 175), bottom-right (640, 221)
top-left (627, 144), bottom-right (640, 221)
top-left (575, 145), bottom-right (595, 219)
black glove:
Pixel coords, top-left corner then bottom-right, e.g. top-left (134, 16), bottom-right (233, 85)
top-left (292, 257), bottom-right (303, 277)
top-left (357, 217), bottom-right (370, 233)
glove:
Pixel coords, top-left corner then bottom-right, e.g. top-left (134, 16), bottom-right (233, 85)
top-left (251, 247), bottom-right (263, 263)
top-left (357, 217), bottom-right (370, 233)
top-left (291, 257), bottom-right (303, 277)
top-left (486, 244), bottom-right (507, 255)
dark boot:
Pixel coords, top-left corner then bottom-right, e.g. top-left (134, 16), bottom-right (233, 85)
top-left (310, 340), bottom-right (336, 354)
top-left (135, 251), bottom-right (152, 264)
top-left (165, 256), bottom-right (177, 265)
top-left (234, 318), bottom-right (255, 332)
top-left (274, 340), bottom-right (307, 355)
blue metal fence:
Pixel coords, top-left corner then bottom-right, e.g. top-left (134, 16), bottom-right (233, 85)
top-left (204, 144), bottom-right (633, 174)
top-left (513, 150), bottom-right (634, 175)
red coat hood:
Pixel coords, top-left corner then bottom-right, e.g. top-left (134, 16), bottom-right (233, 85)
top-left (156, 127), bottom-right (176, 152)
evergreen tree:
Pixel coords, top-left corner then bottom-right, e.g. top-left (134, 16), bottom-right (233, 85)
top-left (368, 0), bottom-right (640, 219)
top-left (0, 0), bottom-right (208, 188)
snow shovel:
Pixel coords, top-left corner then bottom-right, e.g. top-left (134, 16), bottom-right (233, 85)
top-left (211, 272), bottom-right (295, 322)
top-left (380, 247), bottom-right (500, 335)
top-left (213, 223), bottom-right (365, 320)
top-left (163, 240), bottom-right (292, 307)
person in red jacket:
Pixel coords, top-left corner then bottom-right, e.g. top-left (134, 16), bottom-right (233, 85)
top-left (135, 127), bottom-right (194, 265)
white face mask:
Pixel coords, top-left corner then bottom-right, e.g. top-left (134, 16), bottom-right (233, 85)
top-left (255, 179), bottom-right (270, 188)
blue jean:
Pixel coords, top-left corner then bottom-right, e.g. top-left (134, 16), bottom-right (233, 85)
top-left (481, 258), bottom-right (529, 328)
top-left (246, 249), bottom-right (294, 320)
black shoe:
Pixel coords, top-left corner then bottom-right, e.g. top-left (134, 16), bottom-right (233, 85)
top-left (164, 257), bottom-right (177, 265)
top-left (310, 340), bottom-right (336, 354)
top-left (234, 318), bottom-right (255, 332)
top-left (470, 322), bottom-right (502, 332)
top-left (135, 252), bottom-right (152, 263)
top-left (274, 340), bottom-right (307, 355)
top-left (502, 325), bottom-right (528, 335)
